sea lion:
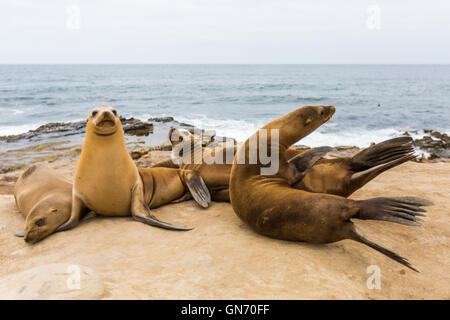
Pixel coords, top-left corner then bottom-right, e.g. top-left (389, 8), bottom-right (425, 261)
top-left (229, 105), bottom-right (432, 271)
top-left (13, 164), bottom-right (82, 244)
top-left (153, 128), bottom-right (416, 201)
top-left (57, 105), bottom-right (210, 232)
top-left (13, 165), bottom-right (209, 243)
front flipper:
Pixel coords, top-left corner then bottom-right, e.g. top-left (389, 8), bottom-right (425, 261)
top-left (14, 231), bottom-right (25, 237)
top-left (131, 181), bottom-right (194, 231)
top-left (287, 146), bottom-right (332, 185)
top-left (355, 196), bottom-right (433, 226)
top-left (182, 171), bottom-right (211, 208)
top-left (56, 194), bottom-right (85, 232)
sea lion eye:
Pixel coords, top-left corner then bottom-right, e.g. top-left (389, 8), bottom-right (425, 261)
top-left (112, 110), bottom-right (117, 116)
top-left (92, 111), bottom-right (98, 117)
top-left (35, 218), bottom-right (45, 227)
top-left (320, 110), bottom-right (325, 116)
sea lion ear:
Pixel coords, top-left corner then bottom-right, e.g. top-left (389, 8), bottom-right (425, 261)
top-left (287, 146), bottom-right (332, 185)
top-left (305, 117), bottom-right (312, 124)
top-left (50, 208), bottom-right (58, 213)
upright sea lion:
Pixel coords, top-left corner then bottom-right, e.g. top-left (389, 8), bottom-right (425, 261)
top-left (229, 105), bottom-right (432, 271)
top-left (13, 164), bottom-right (81, 243)
top-left (58, 105), bottom-right (210, 232)
top-left (153, 128), bottom-right (416, 201)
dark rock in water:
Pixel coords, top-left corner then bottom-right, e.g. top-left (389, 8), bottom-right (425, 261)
top-left (148, 116), bottom-right (174, 123)
top-left (123, 121), bottom-right (153, 136)
top-left (147, 116), bottom-right (194, 128)
top-left (0, 117), bottom-right (155, 142)
top-left (178, 122), bottom-right (194, 128)
top-left (413, 130), bottom-right (450, 159)
top-left (0, 121), bottom-right (86, 142)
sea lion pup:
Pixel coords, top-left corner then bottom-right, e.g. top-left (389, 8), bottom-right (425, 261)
top-left (153, 128), bottom-right (416, 201)
top-left (58, 105), bottom-right (210, 232)
top-left (13, 164), bottom-right (83, 244)
top-left (229, 105), bottom-right (432, 271)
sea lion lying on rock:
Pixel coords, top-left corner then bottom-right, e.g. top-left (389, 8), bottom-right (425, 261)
top-left (229, 105), bottom-right (432, 272)
top-left (13, 164), bottom-right (78, 243)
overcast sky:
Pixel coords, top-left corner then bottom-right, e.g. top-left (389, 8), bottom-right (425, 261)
top-left (0, 0), bottom-right (449, 64)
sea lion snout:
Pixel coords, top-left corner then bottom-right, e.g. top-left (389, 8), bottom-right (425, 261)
top-left (89, 105), bottom-right (120, 135)
top-left (97, 110), bottom-right (116, 126)
top-left (319, 105), bottom-right (335, 121)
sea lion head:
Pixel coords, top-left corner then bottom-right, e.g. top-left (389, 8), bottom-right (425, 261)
top-left (301, 105), bottom-right (335, 130)
top-left (87, 105), bottom-right (121, 136)
top-left (295, 106), bottom-right (336, 137)
top-left (24, 196), bottom-right (71, 244)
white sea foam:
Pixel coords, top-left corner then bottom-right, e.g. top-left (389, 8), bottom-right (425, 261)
top-left (0, 124), bottom-right (42, 136)
top-left (165, 114), bottom-right (419, 148)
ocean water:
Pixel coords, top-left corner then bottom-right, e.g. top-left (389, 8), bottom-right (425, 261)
top-left (0, 64), bottom-right (449, 147)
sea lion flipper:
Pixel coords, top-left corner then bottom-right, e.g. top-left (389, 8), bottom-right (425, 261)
top-left (56, 194), bottom-right (84, 232)
top-left (352, 137), bottom-right (413, 166)
top-left (131, 181), bottom-right (194, 231)
top-left (287, 146), bottom-right (332, 185)
top-left (183, 173), bottom-right (211, 208)
top-left (355, 196), bottom-right (432, 226)
top-left (14, 231), bottom-right (25, 237)
top-left (348, 226), bottom-right (419, 272)
top-left (350, 153), bottom-right (417, 187)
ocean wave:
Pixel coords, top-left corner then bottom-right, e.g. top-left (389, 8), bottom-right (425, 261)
top-left (0, 124), bottom-right (42, 136)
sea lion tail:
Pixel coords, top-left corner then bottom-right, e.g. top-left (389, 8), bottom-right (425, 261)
top-left (350, 137), bottom-right (416, 186)
top-left (348, 226), bottom-right (419, 272)
top-left (355, 196), bottom-right (433, 226)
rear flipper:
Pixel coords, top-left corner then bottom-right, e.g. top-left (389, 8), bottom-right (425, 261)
top-left (350, 137), bottom-right (416, 188)
top-left (348, 226), bottom-right (419, 272)
top-left (182, 171), bottom-right (212, 209)
top-left (355, 196), bottom-right (433, 226)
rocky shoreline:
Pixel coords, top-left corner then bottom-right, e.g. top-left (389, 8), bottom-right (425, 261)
top-left (1, 117), bottom-right (449, 174)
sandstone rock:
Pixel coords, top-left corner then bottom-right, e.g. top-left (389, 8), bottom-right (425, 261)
top-left (0, 263), bottom-right (104, 300)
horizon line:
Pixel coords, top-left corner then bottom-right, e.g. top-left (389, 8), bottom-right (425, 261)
top-left (1, 63), bottom-right (449, 66)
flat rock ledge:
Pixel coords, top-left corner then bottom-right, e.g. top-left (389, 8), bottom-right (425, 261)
top-left (0, 263), bottom-right (104, 300)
